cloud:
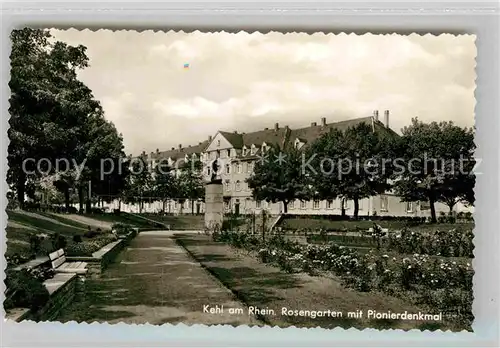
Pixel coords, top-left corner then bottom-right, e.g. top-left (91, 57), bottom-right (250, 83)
top-left (49, 29), bottom-right (476, 155)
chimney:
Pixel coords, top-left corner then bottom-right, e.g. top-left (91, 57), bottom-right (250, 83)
top-left (384, 110), bottom-right (389, 128)
top-left (311, 122), bottom-right (317, 127)
top-left (171, 147), bottom-right (175, 151)
top-left (321, 117), bottom-right (327, 126)
top-left (198, 142), bottom-right (202, 145)
top-left (156, 148), bottom-right (159, 154)
top-left (264, 127), bottom-right (269, 130)
top-left (274, 123), bottom-right (279, 131)
top-left (233, 130), bottom-right (237, 134)
top-left (208, 135), bottom-right (213, 142)
top-left (373, 110), bottom-right (379, 121)
top-left (178, 144), bottom-right (182, 149)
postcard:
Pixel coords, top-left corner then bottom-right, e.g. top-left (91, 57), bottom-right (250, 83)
top-left (5, 29), bottom-right (476, 332)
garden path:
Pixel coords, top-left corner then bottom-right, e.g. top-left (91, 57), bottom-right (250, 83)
top-left (56, 230), bottom-right (262, 326)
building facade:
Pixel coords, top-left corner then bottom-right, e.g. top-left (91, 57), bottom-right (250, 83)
top-left (102, 111), bottom-right (473, 217)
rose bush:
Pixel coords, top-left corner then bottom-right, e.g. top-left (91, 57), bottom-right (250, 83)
top-left (212, 230), bottom-right (473, 326)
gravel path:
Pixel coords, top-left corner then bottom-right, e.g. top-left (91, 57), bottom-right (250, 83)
top-left (56, 231), bottom-right (261, 326)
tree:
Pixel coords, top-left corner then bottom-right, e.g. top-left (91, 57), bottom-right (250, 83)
top-left (175, 157), bottom-right (205, 214)
top-left (394, 118), bottom-right (475, 223)
top-left (77, 113), bottom-right (128, 213)
top-left (8, 28), bottom-right (93, 208)
top-left (307, 124), bottom-right (396, 219)
top-left (246, 145), bottom-right (310, 214)
top-left (123, 156), bottom-right (153, 213)
top-left (152, 158), bottom-right (176, 213)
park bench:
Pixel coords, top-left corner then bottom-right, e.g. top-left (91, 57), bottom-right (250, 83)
top-left (49, 249), bottom-right (88, 275)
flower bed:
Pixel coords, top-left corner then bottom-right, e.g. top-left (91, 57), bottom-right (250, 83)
top-left (65, 234), bottom-right (118, 257)
top-left (387, 228), bottom-right (474, 257)
top-left (212, 230), bottom-right (473, 328)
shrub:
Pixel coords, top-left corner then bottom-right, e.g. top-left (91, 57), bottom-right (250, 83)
top-left (66, 234), bottom-right (118, 256)
top-left (50, 233), bottom-right (67, 251)
top-left (29, 234), bottom-right (43, 255)
top-left (6, 253), bottom-right (33, 268)
top-left (65, 243), bottom-right (94, 257)
top-left (84, 230), bottom-right (98, 238)
top-left (4, 269), bottom-right (50, 311)
top-left (72, 235), bottom-right (83, 243)
top-left (112, 223), bottom-right (133, 236)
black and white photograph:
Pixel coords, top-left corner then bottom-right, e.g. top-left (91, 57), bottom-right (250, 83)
top-left (5, 28), bottom-right (476, 332)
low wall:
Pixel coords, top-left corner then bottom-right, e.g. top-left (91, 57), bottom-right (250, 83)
top-left (6, 231), bottom-right (138, 322)
top-left (6, 273), bottom-right (79, 322)
top-left (66, 239), bottom-right (124, 278)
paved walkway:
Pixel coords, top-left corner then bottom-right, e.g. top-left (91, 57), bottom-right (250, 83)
top-left (57, 231), bottom-right (261, 326)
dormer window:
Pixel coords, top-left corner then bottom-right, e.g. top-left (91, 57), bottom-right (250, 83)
top-left (250, 144), bottom-right (256, 155)
top-left (294, 138), bottom-right (305, 150)
top-left (217, 140), bottom-right (221, 147)
top-left (242, 146), bottom-right (248, 156)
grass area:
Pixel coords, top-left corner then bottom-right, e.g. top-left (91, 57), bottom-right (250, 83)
top-left (137, 213), bottom-right (205, 230)
top-left (78, 213), bottom-right (162, 229)
top-left (174, 234), bottom-right (456, 331)
top-left (37, 212), bottom-right (95, 230)
top-left (7, 210), bottom-right (86, 236)
top-left (279, 217), bottom-right (474, 233)
top-left (5, 210), bottom-right (141, 261)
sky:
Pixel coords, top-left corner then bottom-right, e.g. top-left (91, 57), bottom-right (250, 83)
top-left (50, 29), bottom-right (476, 156)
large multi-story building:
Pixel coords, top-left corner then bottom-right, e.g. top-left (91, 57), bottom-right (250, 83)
top-left (107, 111), bottom-right (472, 217)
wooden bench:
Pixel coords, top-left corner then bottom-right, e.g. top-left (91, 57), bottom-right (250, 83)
top-left (49, 249), bottom-right (88, 275)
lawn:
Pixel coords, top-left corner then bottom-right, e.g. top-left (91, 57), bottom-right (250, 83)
top-left (7, 210), bottom-right (87, 236)
top-left (5, 210), bottom-right (139, 262)
top-left (174, 234), bottom-right (456, 331)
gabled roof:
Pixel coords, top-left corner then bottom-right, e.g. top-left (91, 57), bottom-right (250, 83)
top-left (219, 131), bottom-right (244, 148)
top-left (152, 140), bottom-right (210, 161)
top-left (136, 115), bottom-right (398, 161)
top-left (289, 116), bottom-right (375, 145)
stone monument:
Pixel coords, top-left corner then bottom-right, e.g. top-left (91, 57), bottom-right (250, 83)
top-left (204, 158), bottom-right (224, 231)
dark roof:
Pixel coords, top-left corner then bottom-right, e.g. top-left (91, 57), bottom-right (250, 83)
top-left (136, 116), bottom-right (398, 160)
top-left (289, 116), bottom-right (375, 145)
top-left (219, 131), bottom-right (244, 148)
top-left (151, 140), bottom-right (209, 161)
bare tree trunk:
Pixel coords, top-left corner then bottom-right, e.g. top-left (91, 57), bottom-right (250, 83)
top-left (16, 171), bottom-right (26, 209)
top-left (353, 198), bottom-right (359, 219)
top-left (78, 186), bottom-right (84, 213)
top-left (429, 194), bottom-right (437, 223)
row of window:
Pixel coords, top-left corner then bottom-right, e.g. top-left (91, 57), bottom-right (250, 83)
top-left (120, 196), bottom-right (418, 213)
top-left (216, 139), bottom-right (268, 157)
top-left (224, 180), bottom-right (248, 192)
top-left (206, 162), bottom-right (255, 176)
